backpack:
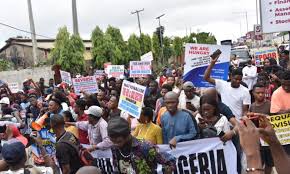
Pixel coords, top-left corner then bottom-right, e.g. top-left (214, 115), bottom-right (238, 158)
top-left (58, 133), bottom-right (94, 166)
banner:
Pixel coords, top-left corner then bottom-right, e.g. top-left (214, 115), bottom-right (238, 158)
top-left (129, 61), bottom-right (152, 78)
top-left (104, 62), bottom-right (112, 74)
top-left (8, 82), bottom-right (19, 93)
top-left (183, 43), bottom-right (231, 87)
top-left (89, 138), bottom-right (237, 174)
top-left (261, 0), bottom-right (290, 33)
top-left (60, 70), bottom-right (72, 85)
top-left (118, 80), bottom-right (146, 118)
top-left (141, 51), bottom-right (154, 61)
top-left (72, 76), bottom-right (98, 95)
top-left (94, 70), bottom-right (105, 79)
top-left (107, 65), bottom-right (124, 79)
top-left (262, 113), bottom-right (290, 146)
top-left (252, 47), bottom-right (278, 66)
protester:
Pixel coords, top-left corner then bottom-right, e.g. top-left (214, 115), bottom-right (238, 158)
top-left (132, 107), bottom-right (162, 144)
top-left (47, 98), bottom-right (63, 117)
top-left (68, 106), bottom-right (112, 151)
top-left (161, 92), bottom-right (197, 146)
top-left (63, 111), bottom-right (79, 139)
top-left (144, 80), bottom-right (160, 110)
top-left (242, 60), bottom-right (258, 90)
top-left (279, 50), bottom-right (289, 70)
top-left (107, 117), bottom-right (176, 173)
top-left (107, 96), bottom-right (121, 120)
top-left (204, 53), bottom-right (251, 119)
top-left (178, 81), bottom-right (200, 113)
top-left (73, 99), bottom-right (89, 144)
top-left (230, 54), bottom-right (239, 69)
top-left (155, 84), bottom-right (172, 115)
top-left (51, 114), bottom-right (82, 174)
top-left (165, 75), bottom-right (180, 94)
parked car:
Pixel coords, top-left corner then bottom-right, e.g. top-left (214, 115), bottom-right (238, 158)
top-left (231, 48), bottom-right (251, 67)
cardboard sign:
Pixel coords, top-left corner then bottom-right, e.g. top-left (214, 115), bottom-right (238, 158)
top-left (252, 47), bottom-right (278, 66)
top-left (140, 51), bottom-right (154, 61)
top-left (72, 76), bottom-right (98, 95)
top-left (104, 62), bottom-right (112, 74)
top-left (94, 70), bottom-right (105, 79)
top-left (107, 65), bottom-right (124, 79)
top-left (8, 83), bottom-right (19, 93)
top-left (183, 43), bottom-right (231, 87)
top-left (261, 0), bottom-right (290, 33)
top-left (60, 70), bottom-right (72, 85)
top-left (86, 138), bottom-right (237, 174)
top-left (118, 80), bottom-right (146, 118)
top-left (129, 61), bottom-right (152, 78)
top-left (262, 113), bottom-right (290, 146)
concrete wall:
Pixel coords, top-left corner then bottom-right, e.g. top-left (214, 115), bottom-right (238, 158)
top-left (0, 66), bottom-right (54, 89)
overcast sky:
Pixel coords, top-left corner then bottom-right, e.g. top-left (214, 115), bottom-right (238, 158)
top-left (0, 0), bottom-right (258, 47)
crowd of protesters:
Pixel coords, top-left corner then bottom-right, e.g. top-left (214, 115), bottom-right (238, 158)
top-left (0, 49), bottom-right (288, 174)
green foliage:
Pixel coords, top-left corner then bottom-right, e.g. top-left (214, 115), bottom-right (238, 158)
top-left (139, 33), bottom-right (152, 55)
top-left (152, 33), bottom-right (162, 62)
top-left (0, 59), bottom-right (11, 71)
top-left (173, 37), bottom-right (184, 57)
top-left (50, 27), bottom-right (85, 74)
top-left (163, 36), bottom-right (173, 61)
top-left (196, 32), bottom-right (217, 44)
top-left (127, 34), bottom-right (141, 61)
top-left (91, 26), bottom-right (108, 68)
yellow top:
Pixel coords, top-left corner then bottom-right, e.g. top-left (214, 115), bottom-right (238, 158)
top-left (65, 125), bottom-right (79, 139)
top-left (132, 122), bottom-right (163, 144)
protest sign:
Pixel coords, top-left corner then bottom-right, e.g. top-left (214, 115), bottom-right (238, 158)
top-left (118, 80), bottom-right (146, 118)
top-left (89, 138), bottom-right (237, 174)
top-left (262, 113), bottom-right (290, 146)
top-left (60, 70), bottom-right (72, 85)
top-left (107, 65), bottom-right (124, 79)
top-left (8, 82), bottom-right (19, 93)
top-left (72, 76), bottom-right (98, 95)
top-left (252, 47), bottom-right (278, 66)
top-left (129, 61), bottom-right (152, 78)
top-left (140, 51), bottom-right (154, 61)
top-left (183, 43), bottom-right (231, 87)
top-left (104, 62), bottom-right (112, 74)
top-left (94, 70), bottom-right (105, 79)
top-left (261, 0), bottom-right (290, 33)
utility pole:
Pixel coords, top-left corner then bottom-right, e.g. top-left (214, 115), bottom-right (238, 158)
top-left (72, 0), bottom-right (79, 35)
top-left (233, 11), bottom-right (249, 33)
top-left (131, 9), bottom-right (144, 36)
top-left (156, 14), bottom-right (165, 64)
top-left (27, 0), bottom-right (38, 66)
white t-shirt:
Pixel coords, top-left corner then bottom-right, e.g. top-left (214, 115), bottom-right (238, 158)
top-left (178, 90), bottom-right (200, 110)
top-left (196, 114), bottom-right (231, 133)
top-left (242, 65), bottom-right (257, 90)
top-left (215, 79), bottom-right (251, 119)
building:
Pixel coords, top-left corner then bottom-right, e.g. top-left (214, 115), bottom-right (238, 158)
top-left (0, 37), bottom-right (92, 69)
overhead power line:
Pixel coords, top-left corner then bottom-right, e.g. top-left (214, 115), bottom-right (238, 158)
top-left (0, 22), bottom-right (53, 39)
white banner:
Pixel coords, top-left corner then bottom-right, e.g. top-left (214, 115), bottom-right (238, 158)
top-left (141, 51), bottom-right (154, 61)
top-left (107, 65), bottom-right (124, 79)
top-left (89, 138), bottom-right (237, 174)
top-left (72, 76), bottom-right (98, 95)
top-left (8, 82), bottom-right (19, 93)
top-left (60, 70), bottom-right (72, 85)
top-left (261, 0), bottom-right (290, 33)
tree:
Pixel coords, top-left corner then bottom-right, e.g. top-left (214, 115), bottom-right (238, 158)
top-left (182, 33), bottom-right (197, 43)
top-left (127, 34), bottom-right (141, 61)
top-left (139, 33), bottom-right (152, 55)
top-left (91, 26), bottom-right (108, 68)
top-left (196, 32), bottom-right (217, 44)
top-left (173, 37), bottom-right (183, 57)
top-left (163, 37), bottom-right (173, 62)
top-left (152, 33), bottom-right (162, 63)
top-left (50, 27), bottom-right (85, 74)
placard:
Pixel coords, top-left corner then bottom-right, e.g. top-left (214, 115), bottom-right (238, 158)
top-left (183, 43), bottom-right (231, 87)
top-left (262, 113), bottom-right (290, 146)
top-left (8, 82), bottom-right (19, 93)
top-left (140, 51), bottom-right (154, 61)
top-left (129, 61), bottom-right (152, 78)
top-left (72, 76), bottom-right (98, 95)
top-left (118, 80), bottom-right (146, 118)
top-left (107, 65), bottom-right (124, 79)
top-left (60, 70), bottom-right (72, 85)
top-left (261, 0), bottom-right (290, 33)
top-left (252, 47), bottom-right (278, 66)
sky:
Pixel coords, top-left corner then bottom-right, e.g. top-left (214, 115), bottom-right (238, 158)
top-left (0, 0), bottom-right (259, 47)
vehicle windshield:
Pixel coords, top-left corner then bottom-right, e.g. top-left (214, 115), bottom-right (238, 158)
top-left (231, 50), bottom-right (249, 59)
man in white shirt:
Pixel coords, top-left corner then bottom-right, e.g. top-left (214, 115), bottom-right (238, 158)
top-left (204, 52), bottom-right (251, 119)
top-left (242, 60), bottom-right (257, 90)
top-left (178, 81), bottom-right (200, 113)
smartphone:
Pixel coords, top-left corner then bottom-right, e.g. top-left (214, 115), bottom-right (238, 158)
top-left (218, 130), bottom-right (225, 137)
top-left (210, 49), bottom-right (222, 59)
top-left (250, 116), bottom-right (260, 127)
